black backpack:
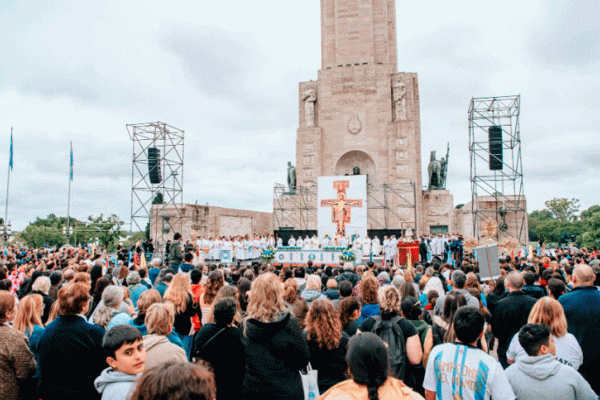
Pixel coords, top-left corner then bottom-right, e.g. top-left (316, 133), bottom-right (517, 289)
top-left (371, 315), bottom-right (408, 381)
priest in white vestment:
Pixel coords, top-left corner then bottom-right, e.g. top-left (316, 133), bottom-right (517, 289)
top-left (371, 236), bottom-right (381, 256)
top-left (362, 236), bottom-right (372, 257)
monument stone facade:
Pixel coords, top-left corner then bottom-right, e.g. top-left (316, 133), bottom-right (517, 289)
top-left (289, 0), bottom-right (429, 233)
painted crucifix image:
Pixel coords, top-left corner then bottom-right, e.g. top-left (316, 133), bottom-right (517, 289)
top-left (320, 180), bottom-right (363, 236)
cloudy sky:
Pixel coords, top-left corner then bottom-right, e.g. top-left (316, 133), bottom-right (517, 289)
top-left (1, 0), bottom-right (598, 231)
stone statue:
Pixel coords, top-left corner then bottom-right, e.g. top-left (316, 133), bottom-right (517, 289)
top-left (303, 89), bottom-right (317, 127)
top-left (352, 166), bottom-right (361, 175)
top-left (393, 80), bottom-right (407, 121)
top-left (427, 143), bottom-right (450, 190)
top-left (440, 142), bottom-right (449, 189)
top-left (287, 161), bottom-right (296, 190)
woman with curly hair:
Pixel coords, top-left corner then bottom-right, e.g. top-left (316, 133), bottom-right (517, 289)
top-left (305, 299), bottom-right (349, 393)
top-left (242, 272), bottom-right (309, 400)
top-left (164, 273), bottom-right (200, 359)
top-left (200, 270), bottom-right (224, 326)
top-left (338, 297), bottom-right (361, 336)
top-left (358, 275), bottom-right (380, 322)
top-left (0, 290), bottom-right (37, 400)
top-left (283, 277), bottom-right (309, 329)
top-left (204, 285), bottom-right (242, 325)
top-left (319, 333), bottom-right (424, 400)
top-left (129, 362), bottom-right (216, 400)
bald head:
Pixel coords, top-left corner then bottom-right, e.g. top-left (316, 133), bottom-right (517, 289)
top-left (573, 265), bottom-right (595, 287)
top-left (506, 271), bottom-right (524, 291)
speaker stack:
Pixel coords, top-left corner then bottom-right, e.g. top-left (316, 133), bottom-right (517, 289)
top-left (488, 126), bottom-right (503, 170)
top-left (148, 147), bottom-right (162, 184)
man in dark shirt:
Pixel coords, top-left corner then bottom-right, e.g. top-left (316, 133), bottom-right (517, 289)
top-left (169, 233), bottom-right (183, 271)
top-left (179, 252), bottom-right (195, 273)
top-left (491, 271), bottom-right (536, 369)
top-left (559, 265), bottom-right (600, 394)
top-left (522, 271), bottom-right (547, 299)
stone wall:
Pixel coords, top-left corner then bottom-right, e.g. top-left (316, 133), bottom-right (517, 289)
top-left (454, 195), bottom-right (529, 243)
top-left (149, 204), bottom-right (272, 247)
top-left (422, 190), bottom-right (455, 234)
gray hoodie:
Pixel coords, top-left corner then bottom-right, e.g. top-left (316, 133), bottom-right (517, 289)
top-left (300, 289), bottom-right (327, 307)
top-left (94, 367), bottom-right (138, 400)
top-left (505, 353), bottom-right (597, 400)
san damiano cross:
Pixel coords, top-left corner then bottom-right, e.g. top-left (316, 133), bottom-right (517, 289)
top-left (320, 181), bottom-right (363, 236)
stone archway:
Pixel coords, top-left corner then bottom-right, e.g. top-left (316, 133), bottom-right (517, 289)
top-left (334, 150), bottom-right (376, 177)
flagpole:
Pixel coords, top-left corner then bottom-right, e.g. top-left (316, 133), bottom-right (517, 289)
top-left (67, 141), bottom-right (72, 246)
top-left (4, 127), bottom-right (12, 240)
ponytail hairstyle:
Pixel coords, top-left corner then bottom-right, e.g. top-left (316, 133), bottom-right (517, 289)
top-left (400, 296), bottom-right (422, 320)
top-left (347, 332), bottom-right (388, 400)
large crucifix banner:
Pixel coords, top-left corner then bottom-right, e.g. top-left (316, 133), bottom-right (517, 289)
top-left (317, 175), bottom-right (367, 240)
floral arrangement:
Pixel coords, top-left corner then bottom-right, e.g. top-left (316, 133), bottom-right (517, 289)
top-left (340, 250), bottom-right (356, 262)
top-left (261, 249), bottom-right (275, 263)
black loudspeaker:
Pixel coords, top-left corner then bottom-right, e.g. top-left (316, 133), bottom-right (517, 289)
top-left (489, 126), bottom-right (503, 170)
top-left (148, 147), bottom-right (162, 184)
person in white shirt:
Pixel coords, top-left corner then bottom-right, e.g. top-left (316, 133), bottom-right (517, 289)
top-left (221, 238), bottom-right (233, 261)
top-left (340, 235), bottom-right (348, 248)
top-left (362, 235), bottom-right (372, 257)
top-left (276, 236), bottom-right (283, 248)
top-left (371, 236), bottom-right (381, 256)
top-left (506, 297), bottom-right (583, 370)
top-left (296, 236), bottom-right (304, 249)
top-left (431, 233), bottom-right (444, 257)
top-left (424, 307), bottom-right (516, 400)
top-left (505, 324), bottom-right (596, 400)
top-left (288, 235), bottom-right (296, 247)
top-left (311, 235), bottom-right (319, 250)
top-left (302, 235), bottom-right (312, 250)
top-left (390, 235), bottom-right (398, 264)
top-left (383, 236), bottom-right (391, 261)
top-left (252, 237), bottom-right (261, 258)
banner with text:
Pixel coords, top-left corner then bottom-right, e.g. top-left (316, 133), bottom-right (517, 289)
top-left (317, 175), bottom-right (367, 240)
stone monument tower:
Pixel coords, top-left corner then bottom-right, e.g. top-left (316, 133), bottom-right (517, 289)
top-left (292, 0), bottom-right (424, 232)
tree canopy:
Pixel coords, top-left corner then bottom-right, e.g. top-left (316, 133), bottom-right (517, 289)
top-left (18, 213), bottom-right (126, 251)
top-left (529, 198), bottom-right (600, 248)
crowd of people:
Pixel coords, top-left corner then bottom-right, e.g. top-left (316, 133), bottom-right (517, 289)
top-left (1, 234), bottom-right (600, 400)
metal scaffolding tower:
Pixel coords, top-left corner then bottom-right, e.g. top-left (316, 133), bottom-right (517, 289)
top-left (469, 95), bottom-right (527, 244)
top-left (128, 122), bottom-right (185, 256)
top-left (273, 182), bottom-right (417, 232)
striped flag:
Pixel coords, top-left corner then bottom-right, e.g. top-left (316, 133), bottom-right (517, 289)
top-left (407, 251), bottom-right (412, 271)
top-left (69, 142), bottom-right (73, 181)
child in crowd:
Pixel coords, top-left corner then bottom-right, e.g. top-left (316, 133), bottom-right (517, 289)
top-left (95, 325), bottom-right (146, 400)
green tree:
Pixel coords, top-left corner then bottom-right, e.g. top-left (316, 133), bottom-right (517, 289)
top-left (577, 206), bottom-right (600, 248)
top-left (544, 198), bottom-right (580, 223)
top-left (580, 205), bottom-right (600, 220)
top-left (124, 231), bottom-right (146, 248)
top-left (85, 214), bottom-right (125, 251)
top-left (20, 225), bottom-right (66, 248)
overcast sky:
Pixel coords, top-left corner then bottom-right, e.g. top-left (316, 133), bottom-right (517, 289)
top-left (1, 0), bottom-right (599, 231)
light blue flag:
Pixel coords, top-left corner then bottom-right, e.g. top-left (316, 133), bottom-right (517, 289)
top-left (69, 142), bottom-right (73, 181)
top-left (9, 130), bottom-right (13, 171)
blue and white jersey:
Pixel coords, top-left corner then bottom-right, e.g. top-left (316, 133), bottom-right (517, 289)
top-left (424, 343), bottom-right (515, 400)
